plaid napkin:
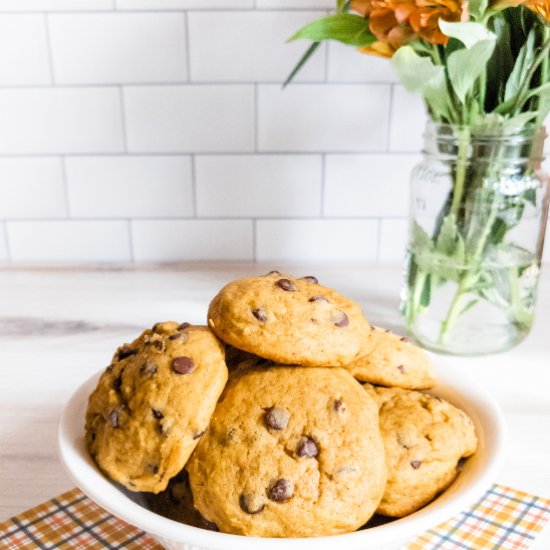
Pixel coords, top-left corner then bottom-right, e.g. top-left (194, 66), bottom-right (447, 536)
top-left (1, 484), bottom-right (549, 549)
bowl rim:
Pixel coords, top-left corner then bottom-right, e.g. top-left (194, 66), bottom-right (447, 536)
top-left (57, 361), bottom-right (507, 550)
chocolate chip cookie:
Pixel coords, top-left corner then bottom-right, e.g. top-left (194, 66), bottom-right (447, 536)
top-left (85, 322), bottom-right (228, 493)
top-left (207, 272), bottom-right (373, 367)
top-left (372, 386), bottom-right (478, 517)
top-left (186, 366), bottom-right (387, 537)
top-left (345, 327), bottom-right (436, 389)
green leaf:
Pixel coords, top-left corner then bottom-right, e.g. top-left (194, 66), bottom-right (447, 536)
top-left (411, 221), bottom-right (433, 253)
top-left (468, 0), bottom-right (489, 21)
top-left (391, 46), bottom-right (449, 117)
top-left (504, 29), bottom-right (535, 102)
top-left (438, 21), bottom-right (495, 49)
top-left (447, 39), bottom-right (496, 103)
top-left (489, 217), bottom-right (508, 245)
top-left (420, 275), bottom-right (432, 308)
top-left (459, 299), bottom-right (479, 317)
top-left (435, 214), bottom-right (459, 256)
top-left (288, 14), bottom-right (376, 47)
top-left (283, 42), bottom-right (320, 88)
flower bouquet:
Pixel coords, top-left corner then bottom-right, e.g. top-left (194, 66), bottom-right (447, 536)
top-left (287, 1), bottom-right (550, 354)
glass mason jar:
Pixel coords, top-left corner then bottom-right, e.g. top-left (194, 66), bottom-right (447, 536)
top-left (401, 122), bottom-right (549, 355)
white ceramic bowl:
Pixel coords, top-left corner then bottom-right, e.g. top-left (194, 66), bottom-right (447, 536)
top-left (58, 360), bottom-right (506, 550)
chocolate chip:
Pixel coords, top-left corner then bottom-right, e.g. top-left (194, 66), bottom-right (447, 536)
top-left (105, 364), bottom-right (114, 373)
top-left (152, 322), bottom-right (162, 332)
top-left (265, 270), bottom-right (280, 276)
top-left (148, 464), bottom-right (159, 475)
top-left (332, 311), bottom-right (349, 327)
top-left (113, 372), bottom-right (123, 392)
top-left (264, 407), bottom-right (290, 430)
top-left (334, 399), bottom-right (346, 413)
top-left (410, 460), bottom-right (422, 469)
top-left (268, 479), bottom-right (294, 502)
top-left (193, 430), bottom-right (205, 440)
top-left (397, 365), bottom-right (405, 373)
top-left (301, 275), bottom-right (319, 284)
top-left (252, 308), bottom-right (267, 322)
top-left (199, 518), bottom-right (219, 532)
top-left (140, 360), bottom-right (158, 378)
top-left (151, 408), bottom-right (163, 420)
top-left (172, 356), bottom-right (195, 375)
top-left (400, 337), bottom-right (409, 342)
top-left (169, 332), bottom-right (187, 340)
top-left (109, 408), bottom-right (121, 428)
top-left (178, 322), bottom-right (191, 331)
top-left (309, 295), bottom-right (329, 303)
top-left (297, 436), bottom-right (319, 458)
top-left (117, 345), bottom-right (135, 361)
top-left (276, 278), bottom-right (298, 292)
top-left (239, 493), bottom-right (265, 514)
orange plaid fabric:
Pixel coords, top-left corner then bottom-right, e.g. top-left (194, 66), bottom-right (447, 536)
top-left (0, 484), bottom-right (549, 549)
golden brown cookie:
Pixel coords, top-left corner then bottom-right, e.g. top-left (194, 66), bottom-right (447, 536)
top-left (208, 271), bottom-right (372, 367)
top-left (346, 327), bottom-right (436, 389)
top-left (85, 322), bottom-right (228, 493)
top-left (187, 366), bottom-right (387, 537)
top-left (372, 387), bottom-right (478, 517)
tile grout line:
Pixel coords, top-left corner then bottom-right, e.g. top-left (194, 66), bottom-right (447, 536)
top-left (118, 86), bottom-right (129, 152)
top-left (254, 83), bottom-right (259, 152)
top-left (43, 14), bottom-right (56, 85)
top-left (60, 156), bottom-right (71, 219)
top-left (183, 11), bottom-right (191, 82)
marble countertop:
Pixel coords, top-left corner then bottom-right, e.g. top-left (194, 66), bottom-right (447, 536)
top-left (1, 263), bottom-right (549, 547)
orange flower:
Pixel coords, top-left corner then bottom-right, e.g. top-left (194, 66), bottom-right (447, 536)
top-left (524, 0), bottom-right (550, 19)
top-left (410, 0), bottom-right (463, 44)
top-left (492, 0), bottom-right (550, 19)
top-left (358, 40), bottom-right (399, 57)
top-left (351, 0), bottom-right (465, 50)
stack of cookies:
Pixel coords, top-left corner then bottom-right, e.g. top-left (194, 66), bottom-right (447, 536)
top-left (85, 271), bottom-right (478, 538)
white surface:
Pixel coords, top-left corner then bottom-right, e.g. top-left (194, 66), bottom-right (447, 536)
top-left (66, 156), bottom-right (194, 219)
top-left (195, 155), bottom-right (322, 218)
top-left (58, 360), bottom-right (506, 550)
top-left (379, 220), bottom-right (409, 263)
top-left (324, 155), bottom-right (419, 217)
top-left (7, 221), bottom-right (132, 262)
top-left (0, 0), bottom-right (113, 11)
top-left (0, 88), bottom-right (124, 154)
top-left (188, 11), bottom-right (326, 82)
top-left (124, 85), bottom-right (255, 153)
top-left (1, 264), bottom-right (549, 548)
top-left (388, 87), bottom-right (426, 153)
top-left (0, 158), bottom-right (66, 219)
top-left (327, 42), bottom-right (399, 83)
top-left (0, 15), bottom-right (50, 86)
top-left (255, 219), bottom-right (379, 262)
top-left (258, 84), bottom-right (391, 152)
top-left (49, 13), bottom-right (188, 85)
top-left (131, 220), bottom-right (254, 261)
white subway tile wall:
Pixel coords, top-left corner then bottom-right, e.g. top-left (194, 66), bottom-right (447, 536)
top-left (0, 5), bottom-right (547, 264)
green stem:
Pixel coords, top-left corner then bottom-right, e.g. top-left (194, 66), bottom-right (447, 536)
top-left (407, 270), bottom-right (427, 325)
top-left (438, 191), bottom-right (500, 344)
top-left (450, 127), bottom-right (471, 218)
